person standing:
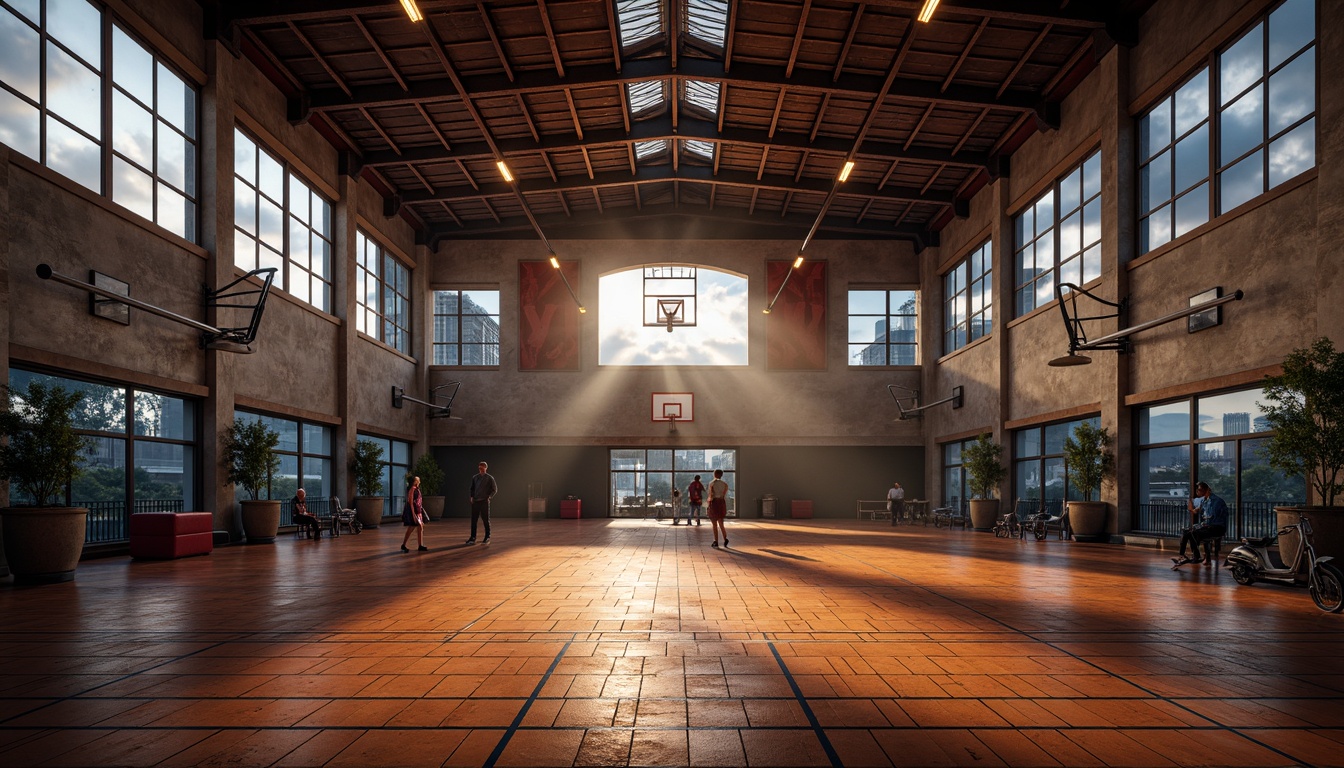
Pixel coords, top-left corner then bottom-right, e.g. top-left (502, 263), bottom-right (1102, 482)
top-left (400, 475), bottom-right (428, 552)
top-left (670, 488), bottom-right (683, 524)
top-left (708, 469), bottom-right (730, 548)
top-left (1172, 481), bottom-right (1228, 567)
top-left (467, 461), bottom-right (497, 544)
top-left (886, 481), bottom-right (905, 521)
top-left (687, 475), bottom-right (705, 527)
top-left (291, 488), bottom-right (322, 539)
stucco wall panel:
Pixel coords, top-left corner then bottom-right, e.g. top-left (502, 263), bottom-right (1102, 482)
top-left (230, 294), bottom-right (341, 415)
top-left (353, 338), bottom-right (420, 438)
top-left (1007, 309), bottom-right (1105, 422)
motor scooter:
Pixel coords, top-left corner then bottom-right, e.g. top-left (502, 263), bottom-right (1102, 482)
top-left (1225, 513), bottom-right (1344, 613)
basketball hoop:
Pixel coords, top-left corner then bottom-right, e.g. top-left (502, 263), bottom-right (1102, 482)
top-left (657, 298), bottom-right (684, 334)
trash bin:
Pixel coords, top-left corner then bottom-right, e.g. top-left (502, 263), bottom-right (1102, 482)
top-left (760, 494), bottom-right (776, 518)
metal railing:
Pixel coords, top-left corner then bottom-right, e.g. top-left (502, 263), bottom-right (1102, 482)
top-left (82, 499), bottom-right (184, 544)
top-left (1133, 500), bottom-right (1290, 540)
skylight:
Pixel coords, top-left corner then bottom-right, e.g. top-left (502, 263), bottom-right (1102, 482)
top-left (626, 80), bottom-right (665, 116)
top-left (685, 0), bottom-right (729, 49)
top-left (616, 0), bottom-right (664, 49)
top-left (684, 79), bottom-right (720, 116)
top-left (683, 139), bottom-right (715, 161)
top-left (634, 140), bottom-right (668, 161)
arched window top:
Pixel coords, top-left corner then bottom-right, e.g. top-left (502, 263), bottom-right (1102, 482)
top-left (598, 265), bottom-right (747, 366)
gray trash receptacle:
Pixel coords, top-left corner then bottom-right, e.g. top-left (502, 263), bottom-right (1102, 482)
top-left (760, 494), bottom-right (776, 518)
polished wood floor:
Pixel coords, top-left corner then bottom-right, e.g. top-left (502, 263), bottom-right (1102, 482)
top-left (2, 518), bottom-right (1342, 767)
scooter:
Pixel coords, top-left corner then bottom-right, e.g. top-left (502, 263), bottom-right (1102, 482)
top-left (1225, 513), bottom-right (1344, 613)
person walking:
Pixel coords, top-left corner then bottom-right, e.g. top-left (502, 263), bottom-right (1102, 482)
top-left (670, 488), bottom-right (683, 524)
top-left (708, 469), bottom-right (730, 548)
top-left (886, 481), bottom-right (905, 521)
top-left (688, 475), bottom-right (705, 527)
top-left (400, 475), bottom-right (428, 552)
top-left (467, 461), bottom-right (497, 544)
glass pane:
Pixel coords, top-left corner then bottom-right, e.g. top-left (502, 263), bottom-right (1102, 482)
top-left (1197, 389), bottom-right (1263, 437)
top-left (1219, 85), bottom-right (1264, 165)
top-left (1173, 123), bottom-right (1209, 194)
top-left (1220, 22), bottom-right (1264, 104)
top-left (112, 156), bottom-right (153, 220)
top-left (1268, 0), bottom-right (1314, 69)
top-left (157, 62), bottom-right (193, 135)
top-left (0, 87), bottom-right (40, 160)
top-left (134, 395), bottom-right (192, 439)
top-left (1082, 152), bottom-right (1101, 198)
top-left (233, 130), bottom-right (255, 182)
top-left (1139, 401), bottom-right (1190, 444)
top-left (1173, 69), bottom-right (1209, 135)
top-left (392, 440), bottom-right (409, 464)
top-left (112, 90), bottom-right (153, 165)
top-left (112, 26), bottom-right (153, 105)
top-left (436, 290), bottom-right (461, 315)
top-left (46, 116), bottom-right (100, 192)
top-left (435, 344), bottom-right (459, 365)
top-left (234, 178), bottom-right (257, 234)
top-left (302, 457), bottom-right (331, 498)
top-left (72, 436), bottom-right (126, 506)
top-left (1044, 457), bottom-right (1067, 501)
top-left (156, 123), bottom-right (189, 190)
top-left (1141, 151), bottom-right (1171, 211)
top-left (48, 0), bottom-right (102, 68)
top-left (258, 150), bottom-right (284, 202)
top-left (0, 6), bottom-right (41, 100)
top-left (1241, 437), bottom-right (1304, 505)
top-left (1173, 184), bottom-right (1209, 239)
top-left (1269, 117), bottom-right (1314, 187)
top-left (289, 220), bottom-right (310, 271)
top-left (1015, 460), bottom-right (1041, 501)
top-left (1197, 441), bottom-right (1236, 497)
top-left (1015, 427), bottom-right (1041, 458)
top-left (258, 197), bottom-right (283, 249)
top-left (848, 290), bottom-right (886, 315)
top-left (848, 315), bottom-right (885, 344)
top-left (46, 40), bottom-right (101, 138)
top-left (647, 449), bottom-right (673, 470)
top-left (1139, 445), bottom-right (1191, 504)
top-left (1142, 206), bottom-right (1171, 253)
top-left (289, 173), bottom-right (310, 224)
top-left (1139, 99), bottom-right (1169, 161)
top-left (300, 423), bottom-right (330, 456)
top-left (1269, 48), bottom-right (1313, 134)
top-left (1034, 191), bottom-right (1055, 231)
top-left (1082, 198), bottom-right (1102, 247)
top-left (134, 442), bottom-right (189, 504)
top-left (1219, 149), bottom-right (1264, 213)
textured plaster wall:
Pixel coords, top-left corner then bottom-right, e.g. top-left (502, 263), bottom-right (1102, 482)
top-left (427, 238), bottom-right (925, 447)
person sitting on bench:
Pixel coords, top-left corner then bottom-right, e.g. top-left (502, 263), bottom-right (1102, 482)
top-left (292, 488), bottom-right (322, 539)
top-left (1172, 482), bottom-right (1226, 567)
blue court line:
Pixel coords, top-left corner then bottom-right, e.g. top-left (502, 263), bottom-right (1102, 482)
top-left (768, 641), bottom-right (843, 768)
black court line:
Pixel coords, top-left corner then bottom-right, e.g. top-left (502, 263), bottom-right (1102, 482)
top-left (482, 635), bottom-right (574, 768)
top-left (768, 642), bottom-right (843, 768)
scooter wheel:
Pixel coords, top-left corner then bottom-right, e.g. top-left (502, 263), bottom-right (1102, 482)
top-left (1034, 525), bottom-right (1047, 541)
top-left (1309, 561), bottom-right (1344, 613)
top-left (1230, 562), bottom-right (1256, 586)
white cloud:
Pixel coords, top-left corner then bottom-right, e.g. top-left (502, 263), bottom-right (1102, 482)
top-left (599, 267), bottom-right (748, 365)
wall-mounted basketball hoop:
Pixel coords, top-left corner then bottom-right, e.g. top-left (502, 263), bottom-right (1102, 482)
top-left (392, 381), bottom-right (462, 419)
top-left (887, 384), bottom-right (963, 420)
top-left (644, 267), bottom-right (697, 332)
top-left (652, 392), bottom-right (693, 423)
top-left (37, 263), bottom-right (277, 353)
top-left (1048, 282), bottom-right (1244, 367)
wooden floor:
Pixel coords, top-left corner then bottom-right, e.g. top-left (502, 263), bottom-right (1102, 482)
top-left (2, 518), bottom-right (1342, 767)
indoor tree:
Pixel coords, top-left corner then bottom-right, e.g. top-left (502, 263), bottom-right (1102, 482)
top-left (1259, 337), bottom-right (1344, 507)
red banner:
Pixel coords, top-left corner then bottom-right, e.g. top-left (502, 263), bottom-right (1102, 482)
top-left (766, 260), bottom-right (827, 369)
top-left (519, 260), bottom-right (581, 370)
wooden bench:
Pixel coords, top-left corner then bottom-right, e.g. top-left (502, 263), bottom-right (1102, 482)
top-left (856, 500), bottom-right (890, 520)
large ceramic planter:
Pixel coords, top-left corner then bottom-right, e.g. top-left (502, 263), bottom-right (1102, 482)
top-left (968, 499), bottom-right (1000, 531)
top-left (1068, 501), bottom-right (1109, 542)
top-left (240, 499), bottom-right (282, 544)
top-left (1277, 506), bottom-right (1344, 563)
top-left (423, 496), bottom-right (445, 521)
top-left (1, 506), bottom-right (88, 584)
top-left (355, 496), bottom-right (385, 528)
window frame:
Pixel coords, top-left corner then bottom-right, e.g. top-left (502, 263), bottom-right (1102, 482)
top-left (432, 288), bottom-right (501, 367)
top-left (943, 239), bottom-right (993, 354)
top-left (848, 289), bottom-right (920, 367)
top-left (1013, 150), bottom-right (1102, 317)
top-left (1012, 416), bottom-right (1100, 516)
top-left (356, 230), bottom-right (412, 354)
top-left (233, 127), bottom-right (334, 312)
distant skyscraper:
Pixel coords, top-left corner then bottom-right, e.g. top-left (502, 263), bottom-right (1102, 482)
top-left (1223, 412), bottom-right (1250, 436)
top-left (1253, 415), bottom-right (1271, 433)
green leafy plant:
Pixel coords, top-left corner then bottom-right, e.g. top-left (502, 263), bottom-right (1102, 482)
top-left (963, 433), bottom-right (1007, 499)
top-left (0, 382), bottom-right (90, 507)
top-left (352, 439), bottom-right (385, 497)
top-left (223, 418), bottom-right (280, 501)
top-left (1260, 337), bottom-right (1344, 507)
top-left (1064, 420), bottom-right (1114, 502)
top-left (407, 453), bottom-right (445, 496)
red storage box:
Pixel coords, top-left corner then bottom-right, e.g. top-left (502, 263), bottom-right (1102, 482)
top-left (560, 499), bottom-right (581, 518)
top-left (130, 512), bottom-right (214, 559)
top-left (791, 500), bottom-right (814, 519)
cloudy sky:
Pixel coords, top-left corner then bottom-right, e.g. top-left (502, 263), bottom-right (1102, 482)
top-left (598, 268), bottom-right (748, 365)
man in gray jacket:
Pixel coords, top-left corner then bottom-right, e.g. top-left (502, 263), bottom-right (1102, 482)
top-left (467, 461), bottom-right (497, 544)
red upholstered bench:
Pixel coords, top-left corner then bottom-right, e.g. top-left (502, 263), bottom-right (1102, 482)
top-left (130, 512), bottom-right (214, 559)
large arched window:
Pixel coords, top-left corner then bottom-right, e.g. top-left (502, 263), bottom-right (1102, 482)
top-left (598, 265), bottom-right (747, 365)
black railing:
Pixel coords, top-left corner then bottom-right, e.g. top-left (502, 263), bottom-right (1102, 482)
top-left (280, 497), bottom-right (333, 526)
top-left (82, 499), bottom-right (184, 544)
top-left (1134, 500), bottom-right (1290, 540)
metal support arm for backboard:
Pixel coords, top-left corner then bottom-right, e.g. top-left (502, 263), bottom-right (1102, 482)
top-left (392, 381), bottom-right (462, 419)
top-left (1050, 282), bottom-right (1244, 366)
top-left (37, 263), bottom-right (277, 353)
top-left (887, 384), bottom-right (964, 420)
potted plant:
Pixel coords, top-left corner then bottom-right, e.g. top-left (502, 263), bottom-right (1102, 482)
top-left (352, 439), bottom-right (385, 528)
top-left (1260, 337), bottom-right (1344, 557)
top-left (1063, 420), bottom-right (1114, 542)
top-left (0, 382), bottom-right (91, 583)
top-left (408, 453), bottom-right (446, 520)
top-left (963, 433), bottom-right (1007, 531)
top-left (223, 417), bottom-right (282, 543)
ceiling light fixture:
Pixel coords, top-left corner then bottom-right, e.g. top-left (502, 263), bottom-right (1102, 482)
top-left (496, 160), bottom-right (513, 182)
top-left (916, 0), bottom-right (940, 23)
top-left (400, 0), bottom-right (424, 23)
top-left (764, 255), bottom-right (806, 314)
top-left (838, 160), bottom-right (856, 183)
top-left (548, 253), bottom-right (587, 315)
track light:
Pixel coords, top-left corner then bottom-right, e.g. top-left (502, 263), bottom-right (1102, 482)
top-left (400, 0), bottom-right (424, 23)
top-left (549, 255), bottom-right (560, 269)
top-left (917, 0), bottom-right (939, 23)
top-left (496, 160), bottom-right (513, 182)
top-left (792, 255), bottom-right (804, 269)
top-left (838, 160), bottom-right (855, 182)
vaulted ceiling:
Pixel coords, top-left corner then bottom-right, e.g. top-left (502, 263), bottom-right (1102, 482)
top-left (207, 0), bottom-right (1153, 250)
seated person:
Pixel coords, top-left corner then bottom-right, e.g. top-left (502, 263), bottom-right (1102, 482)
top-left (1172, 482), bottom-right (1227, 566)
top-left (292, 488), bottom-right (322, 539)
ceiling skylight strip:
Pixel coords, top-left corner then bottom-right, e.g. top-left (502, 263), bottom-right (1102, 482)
top-left (616, 0), bottom-right (664, 49)
top-left (634, 140), bottom-right (668, 160)
top-left (683, 139), bottom-right (715, 160)
top-left (684, 79), bottom-right (721, 116)
top-left (626, 80), bottom-right (666, 116)
top-left (685, 0), bottom-right (729, 48)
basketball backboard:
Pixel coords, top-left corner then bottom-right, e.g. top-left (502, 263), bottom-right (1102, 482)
top-left (651, 392), bottom-right (694, 422)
